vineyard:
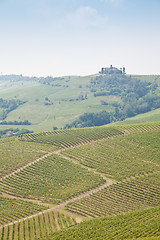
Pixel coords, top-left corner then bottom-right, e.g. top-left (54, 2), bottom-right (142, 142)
top-left (0, 154), bottom-right (104, 203)
top-left (0, 122), bottom-right (160, 239)
top-left (0, 138), bottom-right (56, 178)
top-left (0, 210), bottom-right (77, 240)
top-left (63, 129), bottom-right (160, 180)
top-left (0, 196), bottom-right (47, 225)
top-left (19, 122), bottom-right (160, 149)
top-left (19, 126), bottom-right (124, 148)
top-left (41, 207), bottom-right (160, 240)
top-left (65, 172), bottom-right (160, 217)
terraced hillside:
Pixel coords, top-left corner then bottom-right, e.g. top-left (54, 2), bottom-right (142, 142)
top-left (0, 122), bottom-right (160, 239)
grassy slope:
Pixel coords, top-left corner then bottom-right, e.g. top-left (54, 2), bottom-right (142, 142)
top-left (0, 74), bottom-right (122, 132)
top-left (1, 74), bottom-right (160, 132)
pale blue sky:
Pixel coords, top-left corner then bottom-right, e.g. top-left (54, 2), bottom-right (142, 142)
top-left (0, 0), bottom-right (160, 76)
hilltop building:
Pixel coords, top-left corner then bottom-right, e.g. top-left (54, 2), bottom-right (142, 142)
top-left (99, 65), bottom-right (125, 74)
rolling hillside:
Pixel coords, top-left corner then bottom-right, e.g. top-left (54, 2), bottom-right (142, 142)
top-left (0, 74), bottom-right (160, 133)
top-left (0, 122), bottom-right (160, 239)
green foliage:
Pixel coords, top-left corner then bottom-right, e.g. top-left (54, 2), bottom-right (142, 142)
top-left (64, 126), bottom-right (160, 180)
top-left (66, 172), bottom-right (160, 217)
top-left (0, 120), bottom-right (31, 125)
top-left (41, 207), bottom-right (160, 240)
top-left (64, 111), bottom-right (114, 128)
top-left (0, 210), bottom-right (77, 240)
top-left (0, 121), bottom-right (160, 240)
top-left (0, 128), bottom-right (33, 139)
top-left (0, 138), bottom-right (56, 177)
top-left (0, 98), bottom-right (26, 120)
top-left (90, 74), bottom-right (160, 121)
top-left (0, 154), bottom-right (104, 203)
top-left (0, 196), bottom-right (47, 225)
top-left (20, 126), bottom-right (124, 148)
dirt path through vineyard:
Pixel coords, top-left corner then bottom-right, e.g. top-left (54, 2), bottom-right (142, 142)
top-left (1, 176), bottom-right (114, 228)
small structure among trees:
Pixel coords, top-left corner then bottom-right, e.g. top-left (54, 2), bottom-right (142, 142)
top-left (99, 65), bottom-right (125, 74)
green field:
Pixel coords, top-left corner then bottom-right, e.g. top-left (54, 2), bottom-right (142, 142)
top-left (0, 75), bottom-right (118, 132)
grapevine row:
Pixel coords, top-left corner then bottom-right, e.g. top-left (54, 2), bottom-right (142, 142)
top-left (0, 154), bottom-right (104, 204)
top-left (65, 172), bottom-right (160, 217)
top-left (41, 207), bottom-right (160, 240)
top-left (0, 210), bottom-right (77, 240)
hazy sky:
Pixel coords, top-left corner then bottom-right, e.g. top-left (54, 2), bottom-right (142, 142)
top-left (0, 0), bottom-right (160, 76)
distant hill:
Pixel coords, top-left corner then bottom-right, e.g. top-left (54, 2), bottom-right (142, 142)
top-left (0, 73), bottom-right (160, 132)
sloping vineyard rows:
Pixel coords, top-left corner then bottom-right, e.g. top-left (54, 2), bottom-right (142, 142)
top-left (0, 197), bottom-right (47, 226)
top-left (19, 126), bottom-right (125, 148)
top-left (0, 138), bottom-right (56, 178)
top-left (64, 129), bottom-right (160, 181)
top-left (116, 122), bottom-right (160, 135)
top-left (41, 207), bottom-right (160, 240)
top-left (0, 154), bottom-right (104, 204)
top-left (19, 123), bottom-right (160, 149)
top-left (0, 210), bottom-right (77, 240)
top-left (65, 172), bottom-right (160, 217)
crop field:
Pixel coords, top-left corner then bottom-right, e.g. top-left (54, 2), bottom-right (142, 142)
top-left (0, 138), bottom-right (56, 178)
top-left (0, 121), bottom-right (160, 239)
top-left (41, 207), bottom-right (160, 240)
top-left (19, 122), bottom-right (160, 149)
top-left (0, 153), bottom-right (104, 204)
top-left (0, 210), bottom-right (77, 240)
top-left (63, 128), bottom-right (160, 180)
top-left (66, 172), bottom-right (160, 217)
top-left (19, 126), bottom-right (124, 148)
top-left (0, 196), bottom-right (47, 225)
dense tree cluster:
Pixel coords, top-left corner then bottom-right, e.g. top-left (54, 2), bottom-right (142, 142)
top-left (90, 74), bottom-right (160, 120)
top-left (0, 98), bottom-right (26, 120)
top-left (0, 120), bottom-right (31, 125)
top-left (64, 111), bottom-right (113, 129)
top-left (65, 74), bottom-right (160, 128)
